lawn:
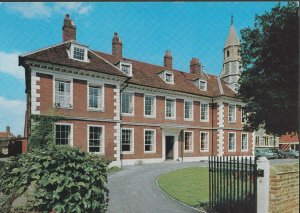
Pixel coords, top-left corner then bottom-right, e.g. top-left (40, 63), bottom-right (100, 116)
top-left (157, 167), bottom-right (209, 207)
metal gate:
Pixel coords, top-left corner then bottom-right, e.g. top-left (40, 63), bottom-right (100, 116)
top-left (209, 156), bottom-right (257, 213)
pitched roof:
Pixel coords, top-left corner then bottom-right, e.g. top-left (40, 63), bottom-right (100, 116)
top-left (20, 41), bottom-right (236, 98)
top-left (224, 24), bottom-right (240, 48)
top-left (279, 133), bottom-right (299, 143)
top-left (0, 132), bottom-right (14, 139)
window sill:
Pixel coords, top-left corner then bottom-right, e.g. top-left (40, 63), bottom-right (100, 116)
top-left (121, 113), bottom-right (134, 116)
top-left (88, 108), bottom-right (104, 112)
top-left (241, 149), bottom-right (248, 152)
top-left (184, 150), bottom-right (194, 153)
top-left (144, 151), bottom-right (156, 154)
top-left (228, 150), bottom-right (236, 152)
top-left (228, 121), bottom-right (237, 124)
top-left (121, 151), bottom-right (134, 155)
top-left (200, 119), bottom-right (209, 122)
top-left (200, 150), bottom-right (209, 152)
top-left (54, 105), bottom-right (73, 110)
top-left (165, 117), bottom-right (176, 120)
top-left (184, 118), bottom-right (194, 121)
top-left (144, 115), bottom-right (156, 118)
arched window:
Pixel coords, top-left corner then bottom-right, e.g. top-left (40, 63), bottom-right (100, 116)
top-left (227, 50), bottom-right (230, 57)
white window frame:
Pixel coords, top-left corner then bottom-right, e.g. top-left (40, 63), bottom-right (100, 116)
top-left (144, 129), bottom-right (156, 153)
top-left (164, 71), bottom-right (174, 84)
top-left (55, 123), bottom-right (73, 146)
top-left (199, 79), bottom-right (207, 91)
top-left (165, 98), bottom-right (176, 119)
top-left (144, 94), bottom-right (156, 118)
top-left (87, 83), bottom-right (104, 111)
top-left (184, 100), bottom-right (194, 121)
top-left (53, 77), bottom-right (73, 109)
top-left (200, 103), bottom-right (209, 122)
top-left (200, 131), bottom-right (209, 152)
top-left (228, 104), bottom-right (236, 123)
top-left (121, 128), bottom-right (134, 154)
top-left (184, 131), bottom-right (194, 152)
top-left (121, 92), bottom-right (134, 116)
top-left (228, 132), bottom-right (236, 152)
top-left (241, 133), bottom-right (248, 151)
top-left (70, 43), bottom-right (89, 62)
top-left (87, 124), bottom-right (105, 154)
top-left (119, 61), bottom-right (133, 76)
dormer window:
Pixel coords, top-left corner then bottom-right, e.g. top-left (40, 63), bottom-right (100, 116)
top-left (199, 80), bottom-right (207, 91)
top-left (165, 72), bottom-right (174, 84)
top-left (119, 61), bottom-right (132, 76)
top-left (69, 43), bottom-right (89, 62)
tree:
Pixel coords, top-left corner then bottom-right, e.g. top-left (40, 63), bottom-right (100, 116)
top-left (238, 2), bottom-right (299, 136)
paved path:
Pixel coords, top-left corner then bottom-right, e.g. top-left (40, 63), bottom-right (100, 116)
top-left (108, 161), bottom-right (208, 213)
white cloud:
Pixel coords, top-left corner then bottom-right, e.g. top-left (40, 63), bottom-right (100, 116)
top-left (5, 2), bottom-right (92, 19)
top-left (0, 96), bottom-right (26, 136)
top-left (0, 51), bottom-right (24, 79)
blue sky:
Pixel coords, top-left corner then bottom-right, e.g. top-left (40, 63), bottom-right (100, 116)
top-left (0, 2), bottom-right (280, 136)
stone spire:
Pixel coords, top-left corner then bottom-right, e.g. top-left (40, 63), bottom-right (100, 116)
top-left (224, 19), bottom-right (240, 48)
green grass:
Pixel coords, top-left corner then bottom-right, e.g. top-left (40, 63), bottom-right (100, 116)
top-left (157, 167), bottom-right (209, 207)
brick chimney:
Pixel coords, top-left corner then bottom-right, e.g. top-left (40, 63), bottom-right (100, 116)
top-left (62, 14), bottom-right (76, 42)
top-left (112, 32), bottom-right (122, 60)
top-left (6, 126), bottom-right (10, 134)
top-left (164, 50), bottom-right (173, 69)
top-left (190, 58), bottom-right (201, 75)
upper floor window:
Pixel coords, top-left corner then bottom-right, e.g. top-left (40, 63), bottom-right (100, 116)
top-left (55, 124), bottom-right (72, 146)
top-left (263, 136), bottom-right (269, 146)
top-left (73, 47), bottom-right (85, 60)
top-left (165, 98), bottom-right (175, 119)
top-left (165, 72), bottom-right (174, 84)
top-left (88, 125), bottom-right (104, 154)
top-left (88, 85), bottom-right (103, 110)
top-left (55, 79), bottom-right (72, 108)
top-left (119, 61), bottom-right (132, 76)
top-left (184, 100), bottom-right (193, 120)
top-left (144, 95), bottom-right (156, 117)
top-left (242, 133), bottom-right (248, 151)
top-left (228, 132), bottom-right (236, 151)
top-left (121, 128), bottom-right (134, 153)
top-left (200, 132), bottom-right (209, 151)
top-left (255, 136), bottom-right (260, 146)
top-left (200, 103), bottom-right (209, 122)
top-left (199, 80), bottom-right (207, 91)
top-left (144, 129), bottom-right (156, 153)
top-left (122, 92), bottom-right (134, 115)
top-left (184, 131), bottom-right (193, 152)
top-left (241, 109), bottom-right (247, 123)
top-left (70, 43), bottom-right (88, 62)
top-left (228, 104), bottom-right (236, 122)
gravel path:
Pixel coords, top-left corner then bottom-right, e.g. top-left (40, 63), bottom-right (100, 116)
top-left (107, 161), bottom-right (208, 213)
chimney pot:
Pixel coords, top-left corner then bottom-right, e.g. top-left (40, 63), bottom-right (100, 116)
top-left (164, 50), bottom-right (173, 69)
top-left (62, 14), bottom-right (76, 42)
top-left (190, 57), bottom-right (201, 75)
top-left (112, 32), bottom-right (123, 60)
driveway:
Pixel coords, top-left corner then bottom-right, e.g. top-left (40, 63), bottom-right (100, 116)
top-left (108, 161), bottom-right (207, 213)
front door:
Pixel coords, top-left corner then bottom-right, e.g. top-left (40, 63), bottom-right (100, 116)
top-left (165, 136), bottom-right (174, 160)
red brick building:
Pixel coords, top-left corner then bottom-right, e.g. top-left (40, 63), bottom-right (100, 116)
top-left (19, 15), bottom-right (254, 166)
top-left (279, 133), bottom-right (299, 151)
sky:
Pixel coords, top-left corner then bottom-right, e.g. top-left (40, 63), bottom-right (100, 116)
top-left (0, 2), bottom-right (280, 136)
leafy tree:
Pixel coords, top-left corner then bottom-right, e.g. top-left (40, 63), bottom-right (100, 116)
top-left (238, 2), bottom-right (299, 136)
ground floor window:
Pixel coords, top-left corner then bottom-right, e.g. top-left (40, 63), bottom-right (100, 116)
top-left (184, 131), bottom-right (193, 152)
top-left (200, 132), bottom-right (209, 151)
top-left (144, 129), bottom-right (156, 152)
top-left (228, 132), bottom-right (236, 151)
top-left (241, 133), bottom-right (248, 151)
top-left (55, 124), bottom-right (72, 145)
top-left (121, 128), bottom-right (134, 153)
top-left (255, 136), bottom-right (259, 146)
top-left (88, 125), bottom-right (103, 153)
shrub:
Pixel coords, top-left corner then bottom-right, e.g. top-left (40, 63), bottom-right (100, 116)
top-left (0, 146), bottom-right (109, 212)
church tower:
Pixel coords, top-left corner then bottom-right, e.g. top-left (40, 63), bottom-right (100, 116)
top-left (220, 16), bottom-right (241, 91)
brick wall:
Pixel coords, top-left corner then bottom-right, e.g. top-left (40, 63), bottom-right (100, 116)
top-left (269, 163), bottom-right (299, 213)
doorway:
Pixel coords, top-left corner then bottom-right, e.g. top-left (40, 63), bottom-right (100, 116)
top-left (165, 136), bottom-right (174, 160)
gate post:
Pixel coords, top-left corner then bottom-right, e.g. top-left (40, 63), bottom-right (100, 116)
top-left (256, 157), bottom-right (270, 213)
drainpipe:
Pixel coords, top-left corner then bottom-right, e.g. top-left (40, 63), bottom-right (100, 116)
top-left (181, 130), bottom-right (184, 162)
top-left (211, 98), bottom-right (214, 157)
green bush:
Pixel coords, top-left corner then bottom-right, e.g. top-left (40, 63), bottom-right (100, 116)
top-left (0, 146), bottom-right (109, 212)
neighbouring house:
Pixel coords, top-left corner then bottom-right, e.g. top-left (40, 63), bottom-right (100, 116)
top-left (0, 126), bottom-right (27, 156)
top-left (19, 14), bottom-right (256, 166)
top-left (279, 133), bottom-right (299, 151)
top-left (254, 127), bottom-right (279, 149)
top-left (0, 126), bottom-right (15, 155)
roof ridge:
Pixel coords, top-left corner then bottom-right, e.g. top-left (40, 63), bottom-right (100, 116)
top-left (217, 77), bottom-right (224, 95)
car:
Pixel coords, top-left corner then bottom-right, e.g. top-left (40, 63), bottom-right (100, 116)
top-left (255, 148), bottom-right (278, 159)
top-left (284, 150), bottom-right (299, 158)
top-left (277, 149), bottom-right (289, 158)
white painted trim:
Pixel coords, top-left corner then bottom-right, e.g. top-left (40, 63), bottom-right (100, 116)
top-left (120, 128), bottom-right (134, 154)
top-left (144, 94), bottom-right (156, 118)
top-left (144, 128), bottom-right (156, 153)
top-left (199, 79), bottom-right (207, 91)
top-left (228, 104), bottom-right (236, 123)
top-left (69, 43), bottom-right (89, 63)
top-left (55, 122), bottom-right (73, 147)
top-left (241, 132), bottom-right (248, 152)
top-left (31, 70), bottom-right (40, 114)
top-left (165, 98), bottom-right (176, 119)
top-left (200, 102), bottom-right (209, 122)
top-left (87, 82), bottom-right (105, 112)
top-left (118, 61), bottom-right (133, 77)
top-left (217, 77), bottom-right (224, 95)
top-left (113, 123), bottom-right (121, 164)
top-left (121, 91), bottom-right (134, 116)
top-left (164, 71), bottom-right (174, 84)
top-left (228, 132), bottom-right (236, 152)
top-left (183, 130), bottom-right (194, 153)
top-left (200, 131), bottom-right (209, 152)
top-left (114, 84), bottom-right (120, 120)
top-left (184, 100), bottom-right (194, 121)
top-left (87, 124), bottom-right (105, 155)
top-left (52, 75), bottom-right (73, 109)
